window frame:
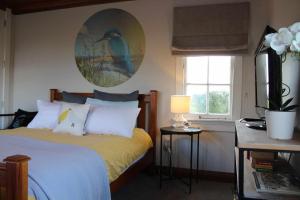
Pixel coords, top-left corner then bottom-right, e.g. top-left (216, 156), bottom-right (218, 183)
top-left (184, 56), bottom-right (234, 119)
top-left (175, 56), bottom-right (242, 121)
top-left (0, 10), bottom-right (12, 129)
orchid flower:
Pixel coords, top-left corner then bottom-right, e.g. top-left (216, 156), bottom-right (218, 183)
top-left (264, 33), bottom-right (275, 47)
top-left (264, 22), bottom-right (300, 58)
top-left (289, 22), bottom-right (300, 34)
top-left (270, 28), bottom-right (293, 55)
top-left (290, 32), bottom-right (300, 52)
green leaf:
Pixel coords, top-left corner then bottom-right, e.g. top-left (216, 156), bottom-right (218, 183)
top-left (282, 104), bottom-right (299, 111)
top-left (281, 98), bottom-right (294, 108)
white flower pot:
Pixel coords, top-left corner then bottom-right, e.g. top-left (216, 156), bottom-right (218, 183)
top-left (265, 110), bottom-right (296, 140)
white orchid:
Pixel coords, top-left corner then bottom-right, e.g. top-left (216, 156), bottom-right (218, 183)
top-left (290, 32), bottom-right (300, 52)
top-left (289, 22), bottom-right (300, 34)
top-left (264, 22), bottom-right (300, 58)
top-left (267, 28), bottom-right (293, 55)
top-left (264, 33), bottom-right (275, 47)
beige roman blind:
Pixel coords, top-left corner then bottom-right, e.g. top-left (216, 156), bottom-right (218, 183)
top-left (172, 2), bottom-right (249, 55)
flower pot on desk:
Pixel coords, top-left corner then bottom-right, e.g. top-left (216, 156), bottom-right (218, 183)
top-left (265, 110), bottom-right (296, 140)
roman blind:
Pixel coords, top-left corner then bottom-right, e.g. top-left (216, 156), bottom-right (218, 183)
top-left (172, 2), bottom-right (249, 55)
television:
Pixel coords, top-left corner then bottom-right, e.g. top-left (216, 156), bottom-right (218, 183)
top-left (255, 26), bottom-right (281, 117)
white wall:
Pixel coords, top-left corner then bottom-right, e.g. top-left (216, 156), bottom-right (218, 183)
top-left (270, 0), bottom-right (300, 30)
top-left (11, 0), bottom-right (285, 173)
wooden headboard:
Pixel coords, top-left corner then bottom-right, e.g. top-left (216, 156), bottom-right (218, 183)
top-left (49, 89), bottom-right (158, 148)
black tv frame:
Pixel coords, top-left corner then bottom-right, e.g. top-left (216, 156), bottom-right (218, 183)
top-left (255, 25), bottom-right (282, 110)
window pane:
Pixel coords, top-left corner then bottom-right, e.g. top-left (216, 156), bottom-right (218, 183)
top-left (186, 57), bottom-right (208, 84)
top-left (208, 56), bottom-right (231, 84)
top-left (186, 85), bottom-right (207, 114)
top-left (208, 85), bottom-right (230, 114)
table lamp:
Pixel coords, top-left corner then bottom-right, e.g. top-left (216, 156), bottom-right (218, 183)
top-left (171, 95), bottom-right (191, 128)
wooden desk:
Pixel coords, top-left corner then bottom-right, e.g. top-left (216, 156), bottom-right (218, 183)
top-left (235, 120), bottom-right (300, 200)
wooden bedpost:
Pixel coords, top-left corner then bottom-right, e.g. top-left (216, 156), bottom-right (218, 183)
top-left (149, 90), bottom-right (158, 161)
top-left (2, 155), bottom-right (30, 200)
top-left (50, 89), bottom-right (59, 102)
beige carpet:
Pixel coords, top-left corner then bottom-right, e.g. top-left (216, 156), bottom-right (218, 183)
top-left (112, 173), bottom-right (234, 200)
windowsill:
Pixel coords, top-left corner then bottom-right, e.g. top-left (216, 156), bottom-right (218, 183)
top-left (188, 119), bottom-right (235, 133)
top-left (190, 118), bottom-right (234, 123)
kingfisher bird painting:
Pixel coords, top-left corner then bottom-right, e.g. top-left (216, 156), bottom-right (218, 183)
top-left (75, 9), bottom-right (145, 87)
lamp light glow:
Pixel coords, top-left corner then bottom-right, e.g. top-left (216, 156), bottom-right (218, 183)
top-left (170, 95), bottom-right (191, 128)
top-left (171, 95), bottom-right (190, 113)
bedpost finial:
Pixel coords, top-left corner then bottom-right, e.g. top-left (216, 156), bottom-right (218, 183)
top-left (4, 155), bottom-right (31, 163)
top-left (50, 89), bottom-right (59, 102)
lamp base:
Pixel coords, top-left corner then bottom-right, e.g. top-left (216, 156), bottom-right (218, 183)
top-left (171, 114), bottom-right (190, 128)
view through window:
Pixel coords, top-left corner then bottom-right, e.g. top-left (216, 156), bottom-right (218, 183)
top-left (185, 56), bottom-right (232, 117)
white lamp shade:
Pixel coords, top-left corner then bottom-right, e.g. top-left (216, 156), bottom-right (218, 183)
top-left (171, 95), bottom-right (191, 113)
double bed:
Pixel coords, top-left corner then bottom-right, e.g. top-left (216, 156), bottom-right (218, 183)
top-left (0, 89), bottom-right (158, 200)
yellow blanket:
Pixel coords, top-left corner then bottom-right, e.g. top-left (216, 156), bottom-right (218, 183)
top-left (0, 127), bottom-right (152, 182)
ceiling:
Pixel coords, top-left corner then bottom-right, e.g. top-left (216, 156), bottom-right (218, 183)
top-left (0, 0), bottom-right (133, 15)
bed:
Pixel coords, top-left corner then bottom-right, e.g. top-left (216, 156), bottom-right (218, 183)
top-left (0, 89), bottom-right (158, 200)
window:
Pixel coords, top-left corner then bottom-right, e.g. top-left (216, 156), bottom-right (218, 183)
top-left (184, 56), bottom-right (233, 119)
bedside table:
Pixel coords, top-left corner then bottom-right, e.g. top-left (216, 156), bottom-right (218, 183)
top-left (159, 126), bottom-right (202, 194)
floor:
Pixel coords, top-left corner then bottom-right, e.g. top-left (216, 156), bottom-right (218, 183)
top-left (112, 173), bottom-right (234, 200)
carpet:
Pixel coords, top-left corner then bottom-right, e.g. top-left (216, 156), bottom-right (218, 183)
top-left (112, 173), bottom-right (234, 200)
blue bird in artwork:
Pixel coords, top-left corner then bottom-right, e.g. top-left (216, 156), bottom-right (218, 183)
top-left (95, 29), bottom-right (134, 77)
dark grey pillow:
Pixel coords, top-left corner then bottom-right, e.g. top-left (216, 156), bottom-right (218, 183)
top-left (7, 109), bottom-right (37, 129)
top-left (62, 91), bottom-right (87, 104)
top-left (94, 90), bottom-right (139, 102)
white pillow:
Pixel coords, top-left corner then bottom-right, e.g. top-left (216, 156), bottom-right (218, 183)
top-left (85, 97), bottom-right (138, 108)
top-left (27, 100), bottom-right (61, 129)
top-left (53, 102), bottom-right (90, 136)
top-left (85, 106), bottom-right (141, 138)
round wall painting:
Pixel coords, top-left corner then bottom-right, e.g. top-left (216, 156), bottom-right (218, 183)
top-left (75, 9), bottom-right (145, 87)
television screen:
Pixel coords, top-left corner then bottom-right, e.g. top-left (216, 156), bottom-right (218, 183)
top-left (255, 53), bottom-right (269, 108)
top-left (255, 26), bottom-right (281, 117)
